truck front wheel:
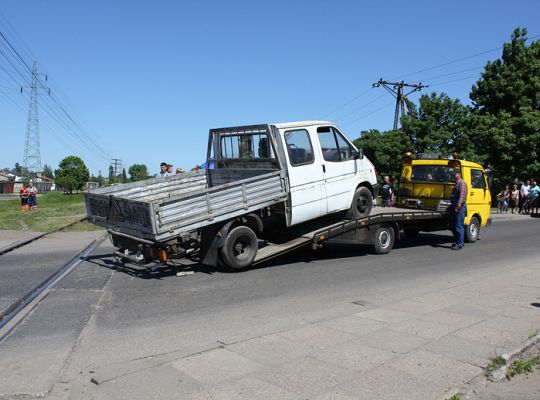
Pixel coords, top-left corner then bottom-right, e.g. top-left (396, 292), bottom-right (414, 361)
top-left (219, 226), bottom-right (258, 271)
top-left (349, 187), bottom-right (373, 219)
top-left (465, 216), bottom-right (480, 243)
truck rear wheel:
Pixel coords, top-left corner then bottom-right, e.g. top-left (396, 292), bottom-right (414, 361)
top-left (219, 226), bottom-right (258, 271)
top-left (465, 216), bottom-right (480, 243)
top-left (349, 187), bottom-right (373, 219)
top-left (372, 225), bottom-right (394, 254)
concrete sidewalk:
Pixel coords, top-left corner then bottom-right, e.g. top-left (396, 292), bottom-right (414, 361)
top-left (57, 257), bottom-right (540, 400)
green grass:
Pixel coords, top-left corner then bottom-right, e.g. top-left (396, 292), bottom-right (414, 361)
top-left (506, 355), bottom-right (540, 380)
top-left (485, 355), bottom-right (506, 378)
top-left (0, 191), bottom-right (99, 232)
top-left (448, 394), bottom-right (463, 400)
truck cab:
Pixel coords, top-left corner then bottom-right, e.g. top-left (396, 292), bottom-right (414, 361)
top-left (396, 153), bottom-right (492, 242)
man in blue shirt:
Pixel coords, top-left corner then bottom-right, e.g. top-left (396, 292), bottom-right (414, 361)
top-left (449, 171), bottom-right (468, 250)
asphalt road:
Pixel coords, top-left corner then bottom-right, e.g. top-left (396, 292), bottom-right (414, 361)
top-left (0, 217), bottom-right (539, 397)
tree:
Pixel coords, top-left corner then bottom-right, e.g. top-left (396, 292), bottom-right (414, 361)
top-left (353, 129), bottom-right (411, 181)
top-left (42, 164), bottom-right (54, 179)
top-left (470, 27), bottom-right (540, 183)
top-left (121, 168), bottom-right (128, 183)
top-left (400, 92), bottom-right (478, 160)
top-left (128, 164), bottom-right (149, 182)
top-left (54, 156), bottom-right (89, 194)
top-left (11, 162), bottom-right (28, 177)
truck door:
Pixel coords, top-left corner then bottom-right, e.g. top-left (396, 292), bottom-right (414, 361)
top-left (281, 128), bottom-right (326, 225)
top-left (467, 168), bottom-right (490, 226)
top-left (316, 126), bottom-right (358, 213)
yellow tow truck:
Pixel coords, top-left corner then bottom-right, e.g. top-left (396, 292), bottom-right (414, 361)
top-left (396, 153), bottom-right (492, 242)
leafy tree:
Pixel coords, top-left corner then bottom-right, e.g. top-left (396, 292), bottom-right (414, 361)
top-left (121, 168), bottom-right (128, 183)
top-left (353, 129), bottom-right (411, 181)
top-left (54, 156), bottom-right (89, 194)
top-left (401, 92), bottom-right (478, 160)
top-left (11, 162), bottom-right (28, 177)
top-left (128, 164), bottom-right (149, 181)
top-left (42, 164), bottom-right (54, 179)
top-left (470, 27), bottom-right (540, 182)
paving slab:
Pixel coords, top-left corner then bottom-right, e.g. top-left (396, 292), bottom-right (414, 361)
top-left (419, 310), bottom-right (485, 328)
top-left (172, 348), bottom-right (262, 384)
top-left (253, 356), bottom-right (358, 397)
top-left (311, 338), bottom-right (397, 372)
top-left (340, 365), bottom-right (441, 400)
top-left (391, 318), bottom-right (459, 339)
top-left (186, 377), bottom-right (303, 400)
top-left (386, 299), bottom-right (445, 315)
top-left (356, 328), bottom-right (432, 354)
top-left (353, 307), bottom-right (417, 323)
top-left (318, 315), bottom-right (387, 336)
top-left (0, 229), bottom-right (39, 249)
top-left (453, 324), bottom-right (519, 347)
top-left (424, 334), bottom-right (502, 367)
top-left (388, 350), bottom-right (482, 391)
top-left (226, 333), bottom-right (312, 366)
top-left (277, 324), bottom-right (357, 350)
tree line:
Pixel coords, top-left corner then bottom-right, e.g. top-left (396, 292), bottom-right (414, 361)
top-left (353, 28), bottom-right (540, 191)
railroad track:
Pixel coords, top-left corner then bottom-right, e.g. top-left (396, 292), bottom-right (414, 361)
top-left (0, 234), bottom-right (106, 341)
top-left (0, 217), bottom-right (87, 256)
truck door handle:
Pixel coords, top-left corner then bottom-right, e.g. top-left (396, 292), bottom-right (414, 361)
top-left (322, 165), bottom-right (326, 173)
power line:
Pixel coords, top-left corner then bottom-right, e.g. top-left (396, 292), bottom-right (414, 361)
top-left (321, 87), bottom-right (374, 119)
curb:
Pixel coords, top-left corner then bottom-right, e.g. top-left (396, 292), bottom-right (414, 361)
top-left (0, 217), bottom-right (87, 256)
top-left (489, 333), bottom-right (540, 382)
top-left (440, 334), bottom-right (540, 400)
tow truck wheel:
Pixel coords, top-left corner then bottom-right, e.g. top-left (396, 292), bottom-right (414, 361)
top-left (219, 226), bottom-right (258, 271)
top-left (465, 216), bottom-right (480, 243)
top-left (349, 187), bottom-right (373, 219)
top-left (373, 225), bottom-right (394, 254)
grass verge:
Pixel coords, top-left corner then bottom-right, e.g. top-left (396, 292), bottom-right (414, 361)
top-left (0, 192), bottom-right (97, 232)
top-left (506, 355), bottom-right (540, 380)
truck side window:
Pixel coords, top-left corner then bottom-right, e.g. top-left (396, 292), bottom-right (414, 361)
top-left (471, 169), bottom-right (486, 189)
top-left (317, 127), bottom-right (354, 162)
top-left (284, 129), bottom-right (314, 166)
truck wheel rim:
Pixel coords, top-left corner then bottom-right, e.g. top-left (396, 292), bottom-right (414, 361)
top-left (470, 222), bottom-right (478, 238)
top-left (379, 231), bottom-right (390, 248)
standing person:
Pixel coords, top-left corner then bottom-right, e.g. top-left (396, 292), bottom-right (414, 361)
top-left (19, 184), bottom-right (29, 212)
top-left (27, 181), bottom-right (38, 210)
top-left (530, 180), bottom-right (540, 214)
top-left (519, 179), bottom-right (531, 214)
top-left (449, 171), bottom-right (468, 250)
top-left (175, 168), bottom-right (184, 174)
top-left (167, 164), bottom-right (173, 175)
top-left (496, 186), bottom-right (509, 213)
top-left (510, 184), bottom-right (519, 214)
top-left (159, 162), bottom-right (169, 178)
top-left (380, 175), bottom-right (393, 207)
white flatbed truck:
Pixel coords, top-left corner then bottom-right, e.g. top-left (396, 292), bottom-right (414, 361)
top-left (85, 121), bottom-right (449, 271)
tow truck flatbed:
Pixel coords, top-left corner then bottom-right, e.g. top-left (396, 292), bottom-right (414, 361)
top-left (252, 207), bottom-right (447, 265)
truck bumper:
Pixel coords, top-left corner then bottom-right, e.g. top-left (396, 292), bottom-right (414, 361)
top-left (486, 217), bottom-right (492, 226)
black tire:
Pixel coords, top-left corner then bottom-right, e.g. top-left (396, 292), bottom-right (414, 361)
top-left (403, 228), bottom-right (419, 238)
top-left (348, 187), bottom-right (373, 219)
top-left (219, 226), bottom-right (258, 271)
top-left (373, 225), bottom-right (394, 254)
top-left (465, 216), bottom-right (480, 243)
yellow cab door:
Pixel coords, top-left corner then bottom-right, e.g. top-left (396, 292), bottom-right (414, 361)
top-left (464, 167), bottom-right (491, 227)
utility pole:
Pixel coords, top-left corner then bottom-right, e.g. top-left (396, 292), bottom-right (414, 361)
top-left (22, 61), bottom-right (49, 174)
top-left (110, 158), bottom-right (122, 180)
top-left (372, 79), bottom-right (428, 130)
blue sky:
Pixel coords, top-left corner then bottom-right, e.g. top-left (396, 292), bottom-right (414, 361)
top-left (1, 0), bottom-right (539, 176)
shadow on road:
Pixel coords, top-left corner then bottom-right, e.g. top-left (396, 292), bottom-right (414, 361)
top-left (84, 232), bottom-right (454, 279)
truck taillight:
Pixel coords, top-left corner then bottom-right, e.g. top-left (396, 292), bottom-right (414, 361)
top-left (158, 250), bottom-right (168, 262)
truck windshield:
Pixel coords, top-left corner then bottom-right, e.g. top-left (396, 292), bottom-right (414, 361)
top-left (411, 165), bottom-right (460, 183)
top-left (220, 133), bottom-right (274, 159)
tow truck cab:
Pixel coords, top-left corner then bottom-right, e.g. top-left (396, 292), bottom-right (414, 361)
top-left (396, 153), bottom-right (492, 241)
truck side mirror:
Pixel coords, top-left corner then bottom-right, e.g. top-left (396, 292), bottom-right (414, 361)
top-left (353, 149), bottom-right (363, 159)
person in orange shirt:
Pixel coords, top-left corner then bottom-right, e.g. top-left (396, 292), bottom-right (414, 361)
top-left (19, 184), bottom-right (29, 212)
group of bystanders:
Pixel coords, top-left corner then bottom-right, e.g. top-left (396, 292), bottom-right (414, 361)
top-left (496, 179), bottom-right (540, 214)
